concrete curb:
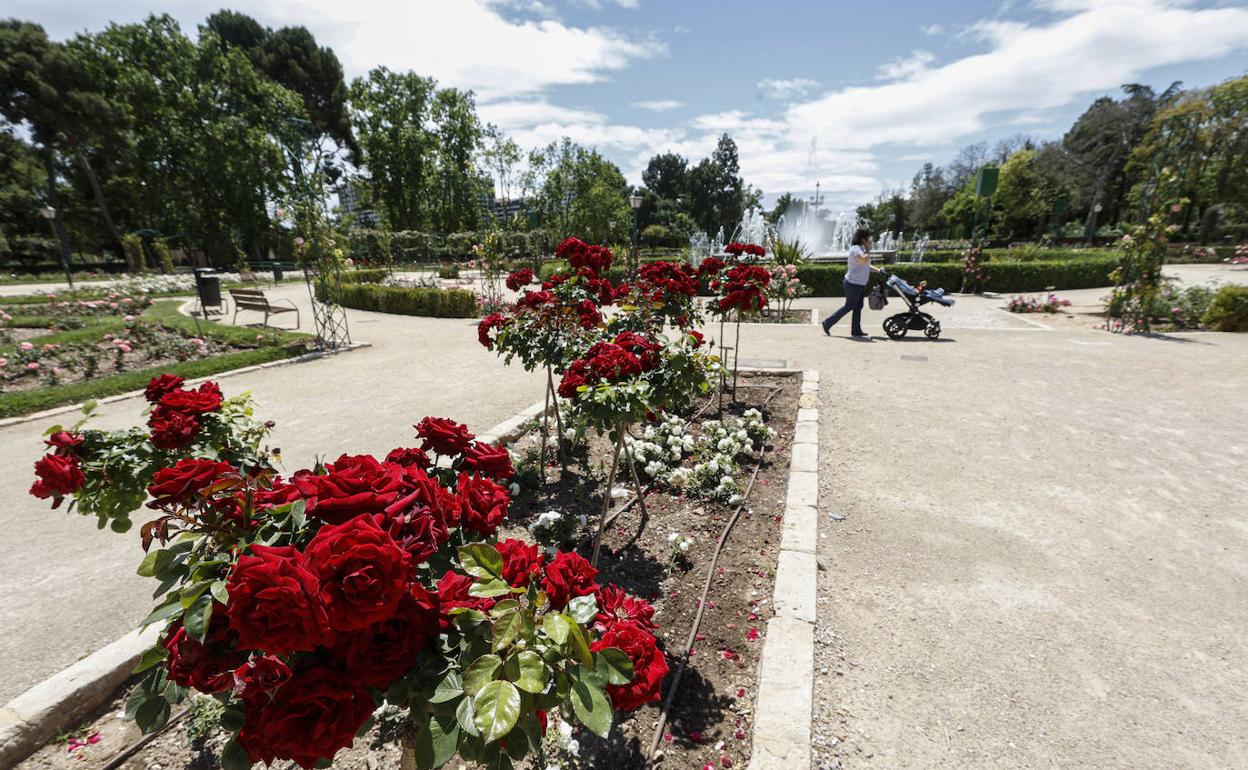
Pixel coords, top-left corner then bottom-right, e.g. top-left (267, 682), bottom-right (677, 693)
top-left (749, 368), bottom-right (819, 770)
top-left (0, 342), bottom-right (371, 429)
top-left (0, 625), bottom-right (161, 768)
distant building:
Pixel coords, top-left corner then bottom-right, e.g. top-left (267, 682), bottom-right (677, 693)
top-left (478, 187), bottom-right (532, 227)
top-left (336, 181), bottom-right (380, 228)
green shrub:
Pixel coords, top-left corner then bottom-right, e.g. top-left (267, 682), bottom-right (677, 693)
top-left (438, 265), bottom-right (460, 279)
top-left (331, 282), bottom-right (478, 318)
top-left (1201, 285), bottom-right (1248, 331)
top-left (341, 268), bottom-right (389, 285)
top-left (796, 257), bottom-right (1117, 296)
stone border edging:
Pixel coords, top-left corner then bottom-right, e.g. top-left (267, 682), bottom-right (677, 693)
top-left (0, 385), bottom-right (547, 768)
top-left (0, 625), bottom-right (162, 768)
top-left (0, 342), bottom-right (371, 430)
top-left (748, 368), bottom-right (819, 770)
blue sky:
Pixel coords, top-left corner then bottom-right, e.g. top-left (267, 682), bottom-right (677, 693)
top-left (10, 0), bottom-right (1248, 212)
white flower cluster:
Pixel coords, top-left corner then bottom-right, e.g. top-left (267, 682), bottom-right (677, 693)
top-left (667, 530), bottom-right (693, 553)
top-left (528, 509), bottom-right (586, 549)
top-left (626, 408), bottom-right (773, 501)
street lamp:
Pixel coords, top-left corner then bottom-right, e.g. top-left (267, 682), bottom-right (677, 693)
top-left (629, 194), bottom-right (643, 278)
top-left (40, 206), bottom-right (74, 289)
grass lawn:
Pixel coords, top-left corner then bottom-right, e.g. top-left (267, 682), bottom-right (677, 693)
top-left (0, 300), bottom-right (312, 419)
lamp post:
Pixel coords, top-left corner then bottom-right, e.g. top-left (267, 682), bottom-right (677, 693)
top-left (41, 206), bottom-right (73, 290)
top-left (629, 193), bottom-right (642, 278)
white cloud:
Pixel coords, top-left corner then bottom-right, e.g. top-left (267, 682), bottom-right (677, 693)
top-left (757, 78), bottom-right (822, 101)
top-left (571, 0), bottom-right (640, 9)
top-left (876, 50), bottom-right (935, 81)
top-left (20, 0), bottom-right (661, 99)
top-left (632, 100), bottom-right (683, 112)
top-left (922, 24), bottom-right (945, 35)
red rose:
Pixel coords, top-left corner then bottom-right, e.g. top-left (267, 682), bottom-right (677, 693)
top-left (44, 431), bottom-right (83, 454)
top-left (237, 665), bottom-right (375, 769)
top-left (29, 454), bottom-right (85, 502)
top-left (520, 290), bottom-right (555, 309)
top-left (303, 515), bottom-right (411, 632)
top-left (688, 330), bottom-right (705, 348)
top-left (497, 538), bottom-right (544, 587)
top-left (477, 312), bottom-right (509, 349)
top-left (575, 298), bottom-right (602, 329)
top-left (613, 331), bottom-right (660, 371)
top-left (505, 268), bottom-right (534, 291)
top-left (436, 569), bottom-right (495, 631)
top-left (384, 447), bottom-right (432, 470)
top-left (542, 551), bottom-right (599, 609)
top-left (454, 472), bottom-right (509, 535)
top-left (146, 458), bottom-right (235, 509)
top-left (226, 545), bottom-right (332, 655)
top-left (252, 479), bottom-right (303, 510)
top-left (556, 237), bottom-right (588, 262)
top-left (459, 441), bottom-right (515, 480)
top-left (381, 468), bottom-right (453, 568)
top-left (593, 584), bottom-right (656, 633)
top-left (698, 257), bottom-right (725, 277)
top-left (331, 585), bottom-right (438, 687)
top-left (591, 621), bottom-right (668, 711)
top-left (292, 455), bottom-right (408, 524)
top-left (232, 655), bottom-right (292, 700)
top-left (163, 607), bottom-right (241, 694)
top-left (144, 374), bottom-right (185, 403)
top-left (557, 360), bottom-right (591, 399)
top-left (149, 407), bottom-right (201, 449)
top-left (414, 416), bottom-right (475, 457)
top-left (158, 381), bottom-right (223, 415)
top-left (587, 343), bottom-right (642, 381)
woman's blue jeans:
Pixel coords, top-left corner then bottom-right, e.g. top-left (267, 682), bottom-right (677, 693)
top-left (822, 279), bottom-right (868, 335)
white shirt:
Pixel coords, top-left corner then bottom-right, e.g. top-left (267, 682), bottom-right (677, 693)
top-left (846, 245), bottom-right (871, 285)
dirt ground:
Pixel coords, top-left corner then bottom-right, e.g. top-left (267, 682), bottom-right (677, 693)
top-left (794, 296), bottom-right (1248, 769)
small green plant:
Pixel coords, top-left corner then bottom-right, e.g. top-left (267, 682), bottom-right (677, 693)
top-left (665, 531), bottom-right (693, 574)
top-left (1201, 284), bottom-right (1248, 331)
top-left (438, 264), bottom-right (460, 279)
top-left (186, 694), bottom-right (226, 747)
top-left (769, 237), bottom-right (810, 267)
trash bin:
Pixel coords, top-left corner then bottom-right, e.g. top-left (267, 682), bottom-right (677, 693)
top-left (273, 264), bottom-right (284, 282)
top-left (193, 267), bottom-right (222, 315)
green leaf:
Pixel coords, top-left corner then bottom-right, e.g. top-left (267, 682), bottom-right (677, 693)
top-left (462, 654), bottom-right (502, 696)
top-left (541, 613), bottom-right (572, 645)
top-left (458, 543), bottom-right (504, 580)
top-left (503, 651), bottom-right (549, 694)
top-left (472, 680), bottom-right (521, 743)
top-left (594, 647), bottom-right (634, 686)
top-left (570, 679), bottom-right (612, 738)
top-left (456, 695), bottom-right (479, 737)
top-left (410, 709), bottom-right (460, 769)
top-left (567, 620), bottom-right (594, 668)
top-left (491, 610), bottom-right (529, 653)
top-left (182, 595), bottom-right (213, 642)
top-left (210, 580), bottom-right (230, 605)
top-left (566, 595), bottom-right (598, 625)
top-left (140, 600), bottom-right (184, 629)
top-left (505, 712), bottom-right (542, 760)
top-left (469, 578), bottom-right (514, 598)
top-left (220, 706), bottom-right (244, 733)
top-left (136, 549), bottom-right (164, 578)
top-left (131, 645), bottom-right (167, 674)
top-left (220, 737), bottom-right (252, 770)
top-left (429, 670), bottom-right (463, 704)
top-left (110, 516), bottom-right (133, 533)
top-left (134, 696), bottom-right (171, 734)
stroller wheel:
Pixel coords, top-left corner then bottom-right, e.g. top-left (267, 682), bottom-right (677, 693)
top-left (883, 315), bottom-right (908, 339)
top-left (925, 320), bottom-right (942, 339)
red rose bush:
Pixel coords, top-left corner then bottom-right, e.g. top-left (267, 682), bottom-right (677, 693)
top-left (31, 377), bottom-right (666, 769)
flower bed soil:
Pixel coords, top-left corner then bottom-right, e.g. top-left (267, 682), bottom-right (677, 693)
top-left (749, 308), bottom-right (812, 324)
top-left (16, 371), bottom-right (800, 770)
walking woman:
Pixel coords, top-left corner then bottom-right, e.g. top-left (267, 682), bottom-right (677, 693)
top-left (822, 227), bottom-right (881, 338)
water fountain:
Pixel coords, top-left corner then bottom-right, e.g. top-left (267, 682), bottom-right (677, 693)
top-left (771, 205), bottom-right (897, 263)
top-left (688, 231), bottom-right (711, 266)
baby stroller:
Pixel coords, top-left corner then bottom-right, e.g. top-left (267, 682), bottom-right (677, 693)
top-left (868, 271), bottom-right (955, 340)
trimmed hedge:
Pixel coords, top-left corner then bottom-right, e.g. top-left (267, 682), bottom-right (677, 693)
top-left (330, 282), bottom-right (478, 318)
top-left (1201, 285), bottom-right (1248, 331)
top-left (796, 257), bottom-right (1118, 296)
top-left (341, 268), bottom-right (390, 285)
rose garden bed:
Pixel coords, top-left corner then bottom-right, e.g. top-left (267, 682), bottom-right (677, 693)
top-left (16, 371), bottom-right (800, 770)
top-left (0, 299), bottom-right (312, 418)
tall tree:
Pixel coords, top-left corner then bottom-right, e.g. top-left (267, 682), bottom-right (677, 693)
top-left (431, 87), bottom-right (483, 233)
top-left (528, 138), bottom-right (630, 243)
top-left (480, 124), bottom-right (521, 205)
top-left (641, 151), bottom-right (688, 201)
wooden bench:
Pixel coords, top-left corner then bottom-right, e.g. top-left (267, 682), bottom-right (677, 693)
top-left (229, 289), bottom-right (300, 329)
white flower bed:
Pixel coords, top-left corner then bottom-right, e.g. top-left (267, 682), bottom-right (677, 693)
top-left (626, 407), bottom-right (773, 501)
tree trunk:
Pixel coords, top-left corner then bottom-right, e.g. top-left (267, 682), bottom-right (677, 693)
top-left (42, 149), bottom-right (75, 278)
top-left (68, 137), bottom-right (124, 251)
